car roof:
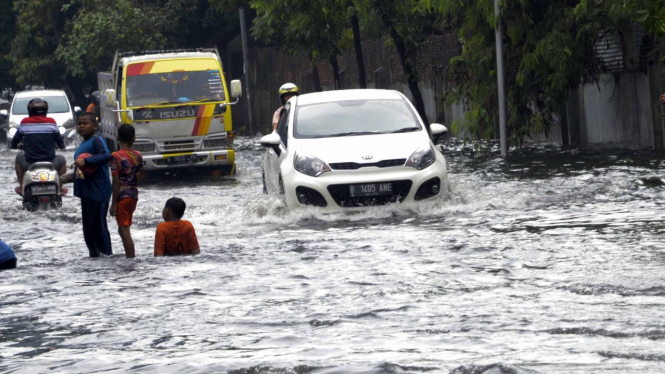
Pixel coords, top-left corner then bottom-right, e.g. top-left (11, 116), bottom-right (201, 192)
top-left (295, 89), bottom-right (404, 106)
top-left (14, 90), bottom-right (67, 99)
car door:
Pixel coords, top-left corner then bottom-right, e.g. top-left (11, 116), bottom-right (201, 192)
top-left (265, 103), bottom-right (290, 193)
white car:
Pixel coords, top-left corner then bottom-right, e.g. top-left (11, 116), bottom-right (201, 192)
top-left (260, 89), bottom-right (449, 210)
top-left (1, 90), bottom-right (79, 148)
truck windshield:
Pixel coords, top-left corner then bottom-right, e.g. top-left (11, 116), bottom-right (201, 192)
top-left (125, 70), bottom-right (225, 107)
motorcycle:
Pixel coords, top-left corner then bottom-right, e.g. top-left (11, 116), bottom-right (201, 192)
top-left (21, 162), bottom-right (63, 211)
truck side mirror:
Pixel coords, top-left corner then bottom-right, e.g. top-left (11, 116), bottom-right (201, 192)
top-left (103, 89), bottom-right (117, 108)
top-left (230, 80), bottom-right (242, 99)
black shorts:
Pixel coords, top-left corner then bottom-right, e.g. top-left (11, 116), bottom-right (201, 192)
top-left (16, 151), bottom-right (66, 172)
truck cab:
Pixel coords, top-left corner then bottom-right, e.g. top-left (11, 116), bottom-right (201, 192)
top-left (99, 49), bottom-right (241, 175)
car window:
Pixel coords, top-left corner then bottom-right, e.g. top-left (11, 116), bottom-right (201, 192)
top-left (12, 95), bottom-right (70, 115)
top-left (294, 99), bottom-right (420, 139)
top-left (277, 103), bottom-right (290, 147)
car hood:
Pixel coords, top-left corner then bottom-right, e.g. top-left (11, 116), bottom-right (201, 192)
top-left (293, 132), bottom-right (429, 164)
top-left (9, 112), bottom-right (74, 128)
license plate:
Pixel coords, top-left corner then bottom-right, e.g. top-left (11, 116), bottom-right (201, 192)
top-left (31, 185), bottom-right (57, 194)
top-left (165, 154), bottom-right (198, 165)
top-left (349, 182), bottom-right (393, 197)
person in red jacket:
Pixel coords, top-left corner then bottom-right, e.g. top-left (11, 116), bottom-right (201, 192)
top-left (10, 98), bottom-right (66, 195)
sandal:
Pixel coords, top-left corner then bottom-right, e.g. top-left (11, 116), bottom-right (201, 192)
top-left (14, 186), bottom-right (22, 196)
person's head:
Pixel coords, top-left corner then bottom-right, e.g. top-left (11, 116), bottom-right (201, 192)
top-left (91, 91), bottom-right (100, 106)
top-left (77, 112), bottom-right (98, 139)
top-left (162, 197), bottom-right (186, 222)
top-left (27, 98), bottom-right (48, 117)
top-left (117, 124), bottom-right (135, 145)
top-left (279, 83), bottom-right (299, 105)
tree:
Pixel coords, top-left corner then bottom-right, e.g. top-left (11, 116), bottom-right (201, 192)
top-left (368, 0), bottom-right (437, 131)
top-left (250, 0), bottom-right (348, 92)
top-left (431, 0), bottom-right (601, 143)
top-left (0, 0), bottom-right (17, 92)
top-left (9, 0), bottom-right (231, 105)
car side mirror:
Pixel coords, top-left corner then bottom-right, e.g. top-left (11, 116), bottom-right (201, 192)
top-left (260, 132), bottom-right (281, 156)
top-left (103, 89), bottom-right (117, 108)
top-left (0, 109), bottom-right (7, 117)
top-left (74, 106), bottom-right (82, 114)
top-left (230, 80), bottom-right (242, 99)
top-left (430, 123), bottom-right (448, 144)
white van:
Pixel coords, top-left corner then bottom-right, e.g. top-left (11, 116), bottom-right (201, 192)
top-left (2, 90), bottom-right (79, 148)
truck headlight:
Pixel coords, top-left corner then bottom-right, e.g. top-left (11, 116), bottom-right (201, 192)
top-left (133, 142), bottom-right (156, 153)
top-left (406, 144), bottom-right (436, 170)
top-left (294, 151), bottom-right (331, 177)
top-left (203, 137), bottom-right (227, 148)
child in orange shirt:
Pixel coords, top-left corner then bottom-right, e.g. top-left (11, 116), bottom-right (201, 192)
top-left (154, 197), bottom-right (200, 256)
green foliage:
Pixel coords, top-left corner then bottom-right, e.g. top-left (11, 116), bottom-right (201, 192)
top-left (433, 0), bottom-right (600, 143)
top-left (8, 0), bottom-right (238, 95)
top-left (249, 0), bottom-right (349, 64)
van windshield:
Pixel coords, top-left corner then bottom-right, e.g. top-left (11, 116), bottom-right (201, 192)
top-left (125, 70), bottom-right (225, 107)
top-left (12, 96), bottom-right (70, 114)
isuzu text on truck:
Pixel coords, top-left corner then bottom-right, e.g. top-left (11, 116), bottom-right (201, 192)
top-left (99, 49), bottom-right (241, 175)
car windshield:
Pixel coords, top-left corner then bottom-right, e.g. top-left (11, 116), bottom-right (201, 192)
top-left (12, 96), bottom-right (70, 114)
top-left (125, 70), bottom-right (225, 107)
top-left (294, 99), bottom-right (420, 139)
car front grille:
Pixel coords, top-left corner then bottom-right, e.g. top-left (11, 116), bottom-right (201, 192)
top-left (327, 180), bottom-right (412, 207)
top-left (329, 158), bottom-right (406, 170)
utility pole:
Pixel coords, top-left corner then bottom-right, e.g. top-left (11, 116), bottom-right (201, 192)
top-left (494, 0), bottom-right (508, 157)
top-left (239, 7), bottom-right (255, 136)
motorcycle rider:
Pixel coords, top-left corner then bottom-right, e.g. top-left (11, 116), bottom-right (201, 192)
top-left (11, 98), bottom-right (67, 195)
top-left (272, 83), bottom-right (299, 131)
top-left (86, 91), bottom-right (100, 120)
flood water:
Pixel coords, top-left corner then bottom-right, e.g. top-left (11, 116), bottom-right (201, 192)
top-left (1, 138), bottom-right (665, 373)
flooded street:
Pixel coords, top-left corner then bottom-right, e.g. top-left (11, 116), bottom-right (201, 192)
top-left (1, 138), bottom-right (665, 373)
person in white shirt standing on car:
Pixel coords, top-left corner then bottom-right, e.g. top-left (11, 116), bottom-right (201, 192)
top-left (272, 83), bottom-right (299, 131)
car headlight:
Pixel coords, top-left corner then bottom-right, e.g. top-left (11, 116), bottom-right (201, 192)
top-left (406, 144), bottom-right (436, 170)
top-left (294, 151), bottom-right (331, 177)
top-left (59, 126), bottom-right (65, 135)
top-left (8, 128), bottom-right (17, 137)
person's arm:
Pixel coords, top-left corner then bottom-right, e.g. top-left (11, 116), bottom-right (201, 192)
top-left (10, 129), bottom-right (23, 149)
top-left (109, 155), bottom-right (119, 216)
top-left (110, 175), bottom-right (120, 216)
top-left (54, 130), bottom-right (65, 150)
top-left (60, 171), bottom-right (75, 184)
top-left (188, 223), bottom-right (200, 255)
top-left (154, 225), bottom-right (165, 257)
top-left (84, 137), bottom-right (111, 165)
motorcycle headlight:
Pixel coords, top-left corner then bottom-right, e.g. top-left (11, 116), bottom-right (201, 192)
top-left (294, 151), bottom-right (331, 177)
top-left (406, 144), bottom-right (436, 170)
top-left (8, 128), bottom-right (17, 137)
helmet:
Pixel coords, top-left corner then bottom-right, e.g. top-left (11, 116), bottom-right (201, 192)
top-left (278, 83), bottom-right (299, 105)
top-left (91, 91), bottom-right (100, 106)
top-left (27, 98), bottom-right (48, 117)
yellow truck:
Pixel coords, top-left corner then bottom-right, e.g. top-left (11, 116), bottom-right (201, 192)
top-left (99, 48), bottom-right (241, 174)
